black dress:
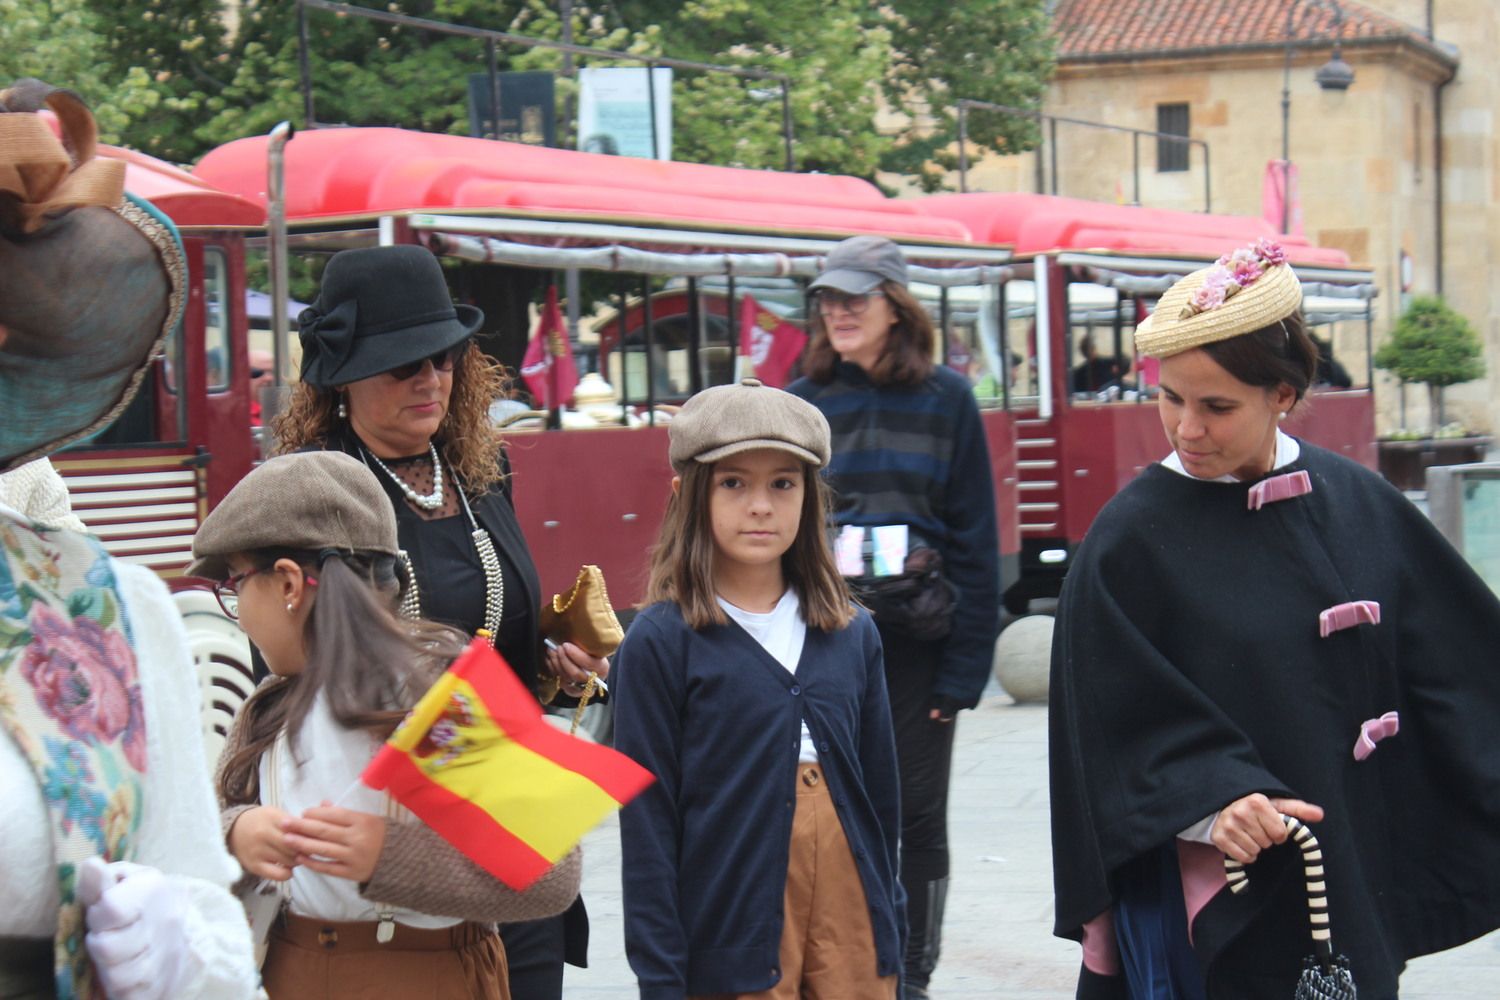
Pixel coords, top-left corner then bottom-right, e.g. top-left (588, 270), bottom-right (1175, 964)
top-left (326, 427), bottom-right (588, 999)
top-left (1049, 442), bottom-right (1500, 999)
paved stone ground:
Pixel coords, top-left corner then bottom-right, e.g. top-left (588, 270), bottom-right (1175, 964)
top-left (564, 686), bottom-right (1500, 997)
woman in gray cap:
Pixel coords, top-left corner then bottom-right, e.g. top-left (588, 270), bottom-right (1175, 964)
top-left (273, 245), bottom-right (603, 999)
top-left (789, 235), bottom-right (1001, 999)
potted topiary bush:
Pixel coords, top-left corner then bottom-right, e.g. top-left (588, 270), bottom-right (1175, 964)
top-left (1373, 295), bottom-right (1490, 490)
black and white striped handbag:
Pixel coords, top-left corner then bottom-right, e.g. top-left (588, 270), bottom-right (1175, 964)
top-left (1223, 815), bottom-right (1358, 1000)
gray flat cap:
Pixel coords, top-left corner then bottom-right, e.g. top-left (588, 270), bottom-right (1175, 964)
top-left (668, 378), bottom-right (831, 472)
top-left (188, 451), bottom-right (400, 581)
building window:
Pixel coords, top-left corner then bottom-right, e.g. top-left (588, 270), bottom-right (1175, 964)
top-left (1157, 103), bottom-right (1190, 173)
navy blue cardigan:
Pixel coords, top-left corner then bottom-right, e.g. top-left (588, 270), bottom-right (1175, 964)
top-left (613, 601), bottom-right (904, 999)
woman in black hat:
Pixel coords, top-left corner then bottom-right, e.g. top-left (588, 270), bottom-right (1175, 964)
top-left (274, 245), bottom-right (602, 1000)
top-left (788, 236), bottom-right (1001, 999)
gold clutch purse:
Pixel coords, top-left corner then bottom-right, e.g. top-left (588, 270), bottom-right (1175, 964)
top-left (537, 564), bottom-right (624, 704)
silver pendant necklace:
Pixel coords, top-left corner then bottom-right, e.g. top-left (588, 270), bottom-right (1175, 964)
top-left (365, 442), bottom-right (445, 511)
top-left (369, 448), bottom-right (503, 648)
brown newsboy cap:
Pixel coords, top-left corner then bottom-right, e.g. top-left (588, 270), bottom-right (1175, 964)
top-left (668, 377), bottom-right (831, 472)
top-left (187, 451), bottom-right (400, 581)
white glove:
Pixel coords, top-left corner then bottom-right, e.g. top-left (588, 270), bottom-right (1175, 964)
top-left (78, 857), bottom-right (189, 1000)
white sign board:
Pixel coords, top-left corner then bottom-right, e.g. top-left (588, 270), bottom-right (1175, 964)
top-left (577, 67), bottom-right (673, 161)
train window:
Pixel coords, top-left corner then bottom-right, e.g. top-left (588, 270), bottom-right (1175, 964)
top-left (1067, 282), bottom-right (1145, 400)
top-left (203, 249), bottom-right (231, 393)
top-left (1005, 279), bottom-right (1041, 402)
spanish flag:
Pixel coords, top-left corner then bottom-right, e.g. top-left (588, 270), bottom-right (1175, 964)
top-left (361, 638), bottom-right (653, 890)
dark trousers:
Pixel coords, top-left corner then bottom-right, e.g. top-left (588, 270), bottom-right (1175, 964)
top-left (499, 897), bottom-right (588, 1000)
top-left (880, 629), bottom-right (958, 989)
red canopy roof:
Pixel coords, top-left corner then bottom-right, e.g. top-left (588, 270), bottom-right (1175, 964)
top-left (101, 143), bottom-right (264, 228)
top-left (194, 127), bottom-right (972, 242)
top-left (917, 192), bottom-right (1352, 267)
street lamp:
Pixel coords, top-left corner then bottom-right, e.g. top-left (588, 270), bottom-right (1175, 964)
top-left (1281, 0), bottom-right (1355, 234)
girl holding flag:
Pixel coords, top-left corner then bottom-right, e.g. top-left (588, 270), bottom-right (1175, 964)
top-left (613, 378), bottom-right (905, 999)
top-left (195, 451), bottom-right (582, 1000)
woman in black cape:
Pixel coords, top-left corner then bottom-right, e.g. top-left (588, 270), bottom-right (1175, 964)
top-left (1049, 239), bottom-right (1500, 1000)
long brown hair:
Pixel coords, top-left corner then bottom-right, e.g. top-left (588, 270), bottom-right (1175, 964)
top-left (271, 342), bottom-right (512, 492)
top-left (642, 460), bottom-right (854, 632)
top-left (801, 280), bottom-right (937, 387)
top-left (216, 548), bottom-right (466, 807)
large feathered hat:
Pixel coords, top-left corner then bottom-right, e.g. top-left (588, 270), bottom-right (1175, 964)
top-left (0, 79), bottom-right (186, 472)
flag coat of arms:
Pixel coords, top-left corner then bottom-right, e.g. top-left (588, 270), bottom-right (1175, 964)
top-left (361, 639), bottom-right (653, 890)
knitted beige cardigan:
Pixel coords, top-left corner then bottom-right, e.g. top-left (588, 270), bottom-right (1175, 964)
top-left (218, 684), bottom-right (582, 925)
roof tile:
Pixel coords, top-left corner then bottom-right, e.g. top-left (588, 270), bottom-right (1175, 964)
top-left (1053, 0), bottom-right (1432, 59)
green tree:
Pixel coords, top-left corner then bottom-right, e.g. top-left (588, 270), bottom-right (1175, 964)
top-left (1374, 295), bottom-right (1486, 429)
top-left (85, 0), bottom-right (229, 162)
top-left (0, 0), bottom-right (160, 142)
top-left (877, 0), bottom-right (1055, 191)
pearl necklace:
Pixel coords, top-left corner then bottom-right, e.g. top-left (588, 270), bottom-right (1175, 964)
top-left (364, 443), bottom-right (445, 511)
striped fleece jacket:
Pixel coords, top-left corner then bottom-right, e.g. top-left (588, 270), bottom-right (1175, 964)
top-left (789, 361), bottom-right (1000, 707)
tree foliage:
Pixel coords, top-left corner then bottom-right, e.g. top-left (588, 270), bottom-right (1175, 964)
top-left (1374, 295), bottom-right (1486, 428)
top-left (6, 0), bottom-right (1053, 187)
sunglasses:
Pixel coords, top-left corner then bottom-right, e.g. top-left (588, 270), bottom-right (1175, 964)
top-left (384, 343), bottom-right (467, 381)
top-left (813, 289), bottom-right (885, 317)
top-left (249, 367), bottom-right (267, 379)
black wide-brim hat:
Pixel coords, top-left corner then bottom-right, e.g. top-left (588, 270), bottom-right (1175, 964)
top-left (298, 245), bottom-right (484, 388)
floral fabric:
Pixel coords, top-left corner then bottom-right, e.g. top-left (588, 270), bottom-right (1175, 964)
top-left (0, 513), bottom-right (146, 999)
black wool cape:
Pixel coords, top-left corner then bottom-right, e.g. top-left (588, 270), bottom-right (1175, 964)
top-left (1049, 442), bottom-right (1500, 999)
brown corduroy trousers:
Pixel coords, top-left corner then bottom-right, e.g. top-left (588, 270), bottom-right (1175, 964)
top-left (262, 913), bottom-right (508, 1000)
top-left (697, 764), bottom-right (898, 1000)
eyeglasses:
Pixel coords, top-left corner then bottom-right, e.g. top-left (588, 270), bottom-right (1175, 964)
top-left (213, 566), bottom-right (318, 620)
top-left (813, 289), bottom-right (885, 317)
top-left (384, 343), bottom-right (467, 381)
top-left (249, 367), bottom-right (267, 379)
top-left (213, 567), bottom-right (264, 620)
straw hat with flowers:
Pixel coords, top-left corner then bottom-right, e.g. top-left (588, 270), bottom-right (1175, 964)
top-left (1135, 239), bottom-right (1303, 359)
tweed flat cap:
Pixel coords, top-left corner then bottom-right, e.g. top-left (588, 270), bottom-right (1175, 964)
top-left (187, 451), bottom-right (400, 581)
top-left (1135, 241), bottom-right (1303, 358)
top-left (668, 377), bottom-right (831, 472)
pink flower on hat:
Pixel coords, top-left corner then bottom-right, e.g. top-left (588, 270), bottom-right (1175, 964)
top-left (1253, 238), bottom-right (1288, 267)
top-left (1189, 266), bottom-right (1233, 313)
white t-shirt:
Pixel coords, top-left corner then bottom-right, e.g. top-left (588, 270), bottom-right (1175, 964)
top-left (717, 590), bottom-right (818, 764)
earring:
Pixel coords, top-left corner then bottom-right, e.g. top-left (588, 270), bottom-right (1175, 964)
top-left (286, 602), bottom-right (294, 613)
top-left (337, 397), bottom-right (348, 420)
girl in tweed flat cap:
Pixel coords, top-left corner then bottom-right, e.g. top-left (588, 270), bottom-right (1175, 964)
top-left (612, 379), bottom-right (904, 1000)
top-left (194, 452), bottom-right (581, 1000)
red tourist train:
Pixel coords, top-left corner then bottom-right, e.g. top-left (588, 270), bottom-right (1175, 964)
top-left (66, 127), bottom-right (1376, 625)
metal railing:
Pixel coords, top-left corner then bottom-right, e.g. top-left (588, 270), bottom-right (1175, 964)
top-left (956, 98), bottom-right (1212, 212)
top-left (295, 0), bottom-right (796, 170)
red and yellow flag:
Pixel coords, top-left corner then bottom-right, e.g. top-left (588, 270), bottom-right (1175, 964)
top-left (361, 639), bottom-right (653, 890)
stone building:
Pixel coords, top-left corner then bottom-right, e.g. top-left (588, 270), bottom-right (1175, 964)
top-left (953, 0), bottom-right (1496, 436)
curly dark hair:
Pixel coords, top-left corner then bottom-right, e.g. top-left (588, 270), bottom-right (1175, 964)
top-left (271, 342), bottom-right (512, 491)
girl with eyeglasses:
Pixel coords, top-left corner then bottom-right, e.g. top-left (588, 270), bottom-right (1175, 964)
top-left (789, 236), bottom-right (1001, 1000)
top-left (197, 451), bottom-right (581, 999)
top-left (271, 246), bottom-right (605, 999)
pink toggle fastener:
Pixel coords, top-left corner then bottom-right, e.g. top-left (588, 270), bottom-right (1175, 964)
top-left (1247, 470), bottom-right (1313, 510)
top-left (1319, 600), bottom-right (1380, 638)
top-left (1354, 711), bottom-right (1400, 761)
